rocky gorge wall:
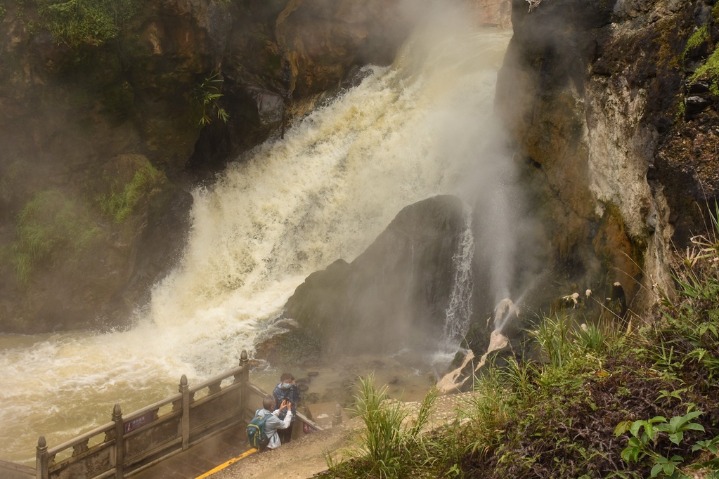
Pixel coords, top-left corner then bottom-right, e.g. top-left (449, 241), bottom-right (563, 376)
top-left (0, 0), bottom-right (508, 332)
top-left (496, 0), bottom-right (719, 315)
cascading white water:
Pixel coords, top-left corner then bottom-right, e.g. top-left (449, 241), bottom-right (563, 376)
top-left (0, 21), bottom-right (511, 464)
top-left (442, 206), bottom-right (475, 344)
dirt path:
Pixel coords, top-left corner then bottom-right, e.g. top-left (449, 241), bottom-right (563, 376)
top-left (212, 391), bottom-right (478, 479)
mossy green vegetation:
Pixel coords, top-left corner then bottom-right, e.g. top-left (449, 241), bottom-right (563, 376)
top-left (99, 160), bottom-right (165, 223)
top-left (690, 42), bottom-right (719, 100)
top-left (12, 189), bottom-right (100, 283)
top-left (691, 47), bottom-right (719, 83)
top-left (683, 26), bottom-right (709, 60)
top-left (36, 0), bottom-right (139, 47)
top-left (319, 211), bottom-right (719, 478)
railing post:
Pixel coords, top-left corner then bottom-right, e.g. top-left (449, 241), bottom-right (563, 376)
top-left (180, 375), bottom-right (190, 450)
top-left (332, 404), bottom-right (343, 427)
top-left (240, 350), bottom-right (249, 418)
top-left (36, 436), bottom-right (48, 479)
top-left (112, 404), bottom-right (124, 478)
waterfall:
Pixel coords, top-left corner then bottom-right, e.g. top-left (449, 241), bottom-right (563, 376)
top-left (0, 25), bottom-right (512, 464)
top-left (442, 206), bottom-right (475, 344)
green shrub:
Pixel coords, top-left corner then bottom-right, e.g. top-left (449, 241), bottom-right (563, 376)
top-left (12, 189), bottom-right (99, 282)
top-left (37, 0), bottom-right (139, 47)
top-left (100, 161), bottom-right (165, 223)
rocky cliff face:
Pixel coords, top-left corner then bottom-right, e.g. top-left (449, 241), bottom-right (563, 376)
top-left (472, 0), bottom-right (512, 27)
top-left (496, 0), bottom-right (719, 313)
top-left (0, 0), bottom-right (427, 332)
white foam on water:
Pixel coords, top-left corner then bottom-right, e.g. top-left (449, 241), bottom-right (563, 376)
top-left (0, 25), bottom-right (512, 464)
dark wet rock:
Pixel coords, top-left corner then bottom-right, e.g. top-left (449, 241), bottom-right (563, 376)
top-left (685, 80), bottom-right (711, 95)
top-left (685, 95), bottom-right (711, 117)
top-left (259, 195), bottom-right (467, 359)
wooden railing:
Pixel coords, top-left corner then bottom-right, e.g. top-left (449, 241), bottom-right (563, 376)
top-left (26, 350), bottom-right (324, 479)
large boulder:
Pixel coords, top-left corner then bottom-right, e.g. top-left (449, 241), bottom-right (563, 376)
top-left (262, 195), bottom-right (469, 359)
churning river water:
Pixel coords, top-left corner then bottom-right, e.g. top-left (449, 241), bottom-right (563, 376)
top-left (0, 24), bottom-right (511, 464)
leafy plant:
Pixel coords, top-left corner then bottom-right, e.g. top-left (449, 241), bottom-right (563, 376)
top-left (615, 416), bottom-right (668, 463)
top-left (196, 71), bottom-right (229, 126)
top-left (530, 314), bottom-right (573, 367)
top-left (575, 320), bottom-right (611, 354)
top-left (650, 454), bottom-right (686, 479)
top-left (462, 364), bottom-right (514, 456)
top-left (615, 411), bottom-right (707, 478)
top-left (656, 410), bottom-right (704, 446)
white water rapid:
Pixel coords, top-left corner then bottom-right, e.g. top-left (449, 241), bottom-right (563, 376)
top-left (0, 24), bottom-right (511, 464)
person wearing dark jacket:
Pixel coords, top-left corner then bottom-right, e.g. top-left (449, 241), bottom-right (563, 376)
top-left (272, 372), bottom-right (300, 444)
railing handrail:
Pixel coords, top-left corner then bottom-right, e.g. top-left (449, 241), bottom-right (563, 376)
top-left (47, 421), bottom-right (115, 456)
top-left (34, 350), bottom-right (334, 479)
top-left (46, 366), bottom-right (245, 458)
top-left (190, 365), bottom-right (243, 392)
top-left (124, 393), bottom-right (182, 421)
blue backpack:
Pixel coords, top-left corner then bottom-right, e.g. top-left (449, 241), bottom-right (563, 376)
top-left (246, 410), bottom-right (270, 449)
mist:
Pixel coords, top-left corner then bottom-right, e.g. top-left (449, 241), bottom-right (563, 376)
top-left (0, 0), bottom-right (528, 464)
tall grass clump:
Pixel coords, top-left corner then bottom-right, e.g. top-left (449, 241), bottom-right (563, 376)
top-left (461, 361), bottom-right (517, 458)
top-left (350, 375), bottom-right (437, 478)
top-left (649, 203), bottom-right (719, 383)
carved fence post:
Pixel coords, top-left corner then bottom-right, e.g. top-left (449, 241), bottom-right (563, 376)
top-left (36, 436), bottom-right (49, 479)
top-left (240, 350), bottom-right (249, 418)
top-left (180, 375), bottom-right (190, 450)
top-left (112, 404), bottom-right (124, 479)
top-left (332, 404), bottom-right (343, 427)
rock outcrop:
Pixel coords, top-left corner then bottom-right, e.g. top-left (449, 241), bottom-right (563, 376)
top-left (260, 195), bottom-right (468, 360)
top-left (472, 0), bottom-right (512, 27)
top-left (496, 0), bottom-right (719, 313)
